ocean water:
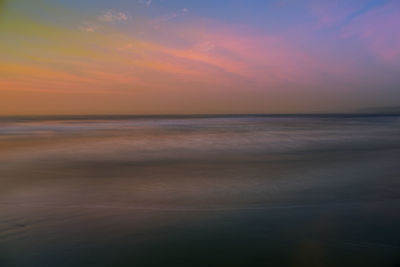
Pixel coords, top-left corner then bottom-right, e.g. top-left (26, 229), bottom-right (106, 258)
top-left (0, 115), bottom-right (400, 266)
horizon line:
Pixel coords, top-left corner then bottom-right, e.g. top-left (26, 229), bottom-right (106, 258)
top-left (1, 112), bottom-right (399, 119)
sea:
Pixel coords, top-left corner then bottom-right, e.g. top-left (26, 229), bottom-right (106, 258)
top-left (0, 115), bottom-right (399, 266)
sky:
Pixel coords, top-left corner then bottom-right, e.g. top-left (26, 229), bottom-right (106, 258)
top-left (0, 0), bottom-right (399, 115)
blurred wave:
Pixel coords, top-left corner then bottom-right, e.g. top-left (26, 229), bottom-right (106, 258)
top-left (1, 115), bottom-right (400, 160)
top-left (1, 115), bottom-right (400, 266)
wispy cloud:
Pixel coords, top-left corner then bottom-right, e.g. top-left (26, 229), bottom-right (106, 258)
top-left (195, 41), bottom-right (215, 53)
top-left (309, 0), bottom-right (368, 29)
top-left (151, 8), bottom-right (189, 28)
top-left (3, 0), bottom-right (400, 114)
top-left (79, 26), bottom-right (95, 32)
top-left (138, 0), bottom-right (152, 7)
top-left (342, 1), bottom-right (400, 63)
top-left (99, 10), bottom-right (129, 22)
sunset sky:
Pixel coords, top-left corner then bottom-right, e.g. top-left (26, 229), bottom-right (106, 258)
top-left (0, 0), bottom-right (399, 115)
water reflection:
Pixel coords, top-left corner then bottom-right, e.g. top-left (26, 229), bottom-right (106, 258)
top-left (1, 115), bottom-right (400, 266)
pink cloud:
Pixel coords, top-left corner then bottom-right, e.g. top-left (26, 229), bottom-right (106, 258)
top-left (309, 0), bottom-right (367, 29)
top-left (342, 1), bottom-right (400, 63)
top-left (99, 10), bottom-right (129, 22)
top-left (114, 22), bottom-right (362, 92)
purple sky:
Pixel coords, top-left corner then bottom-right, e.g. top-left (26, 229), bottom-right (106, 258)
top-left (0, 0), bottom-right (399, 114)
